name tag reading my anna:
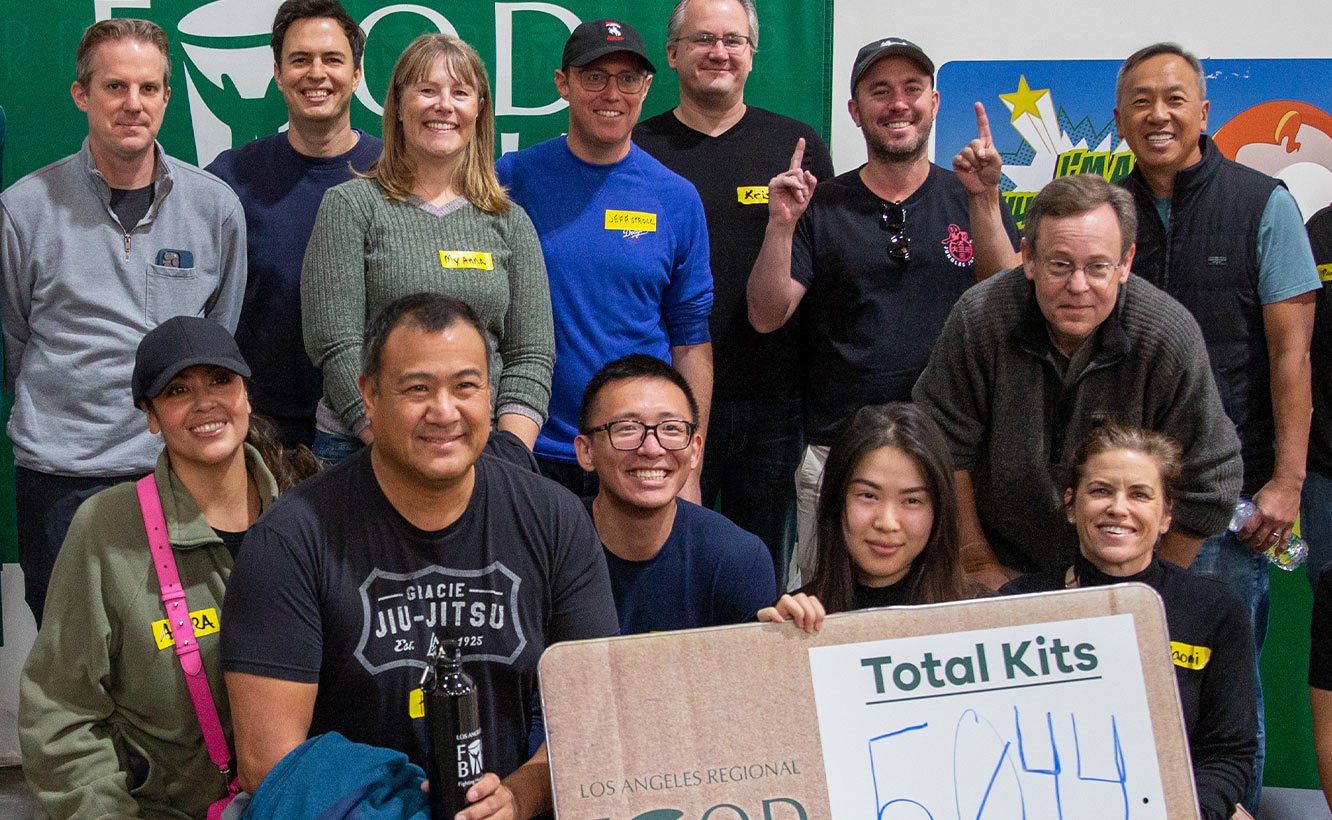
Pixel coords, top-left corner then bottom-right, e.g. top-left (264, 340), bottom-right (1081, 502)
top-left (439, 251), bottom-right (495, 270)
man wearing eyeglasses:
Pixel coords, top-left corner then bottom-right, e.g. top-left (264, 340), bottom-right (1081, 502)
top-left (913, 174), bottom-right (1241, 589)
top-left (574, 354), bottom-right (775, 635)
top-left (634, 0), bottom-right (833, 593)
top-left (746, 37), bottom-right (1020, 586)
top-left (497, 19), bottom-right (713, 502)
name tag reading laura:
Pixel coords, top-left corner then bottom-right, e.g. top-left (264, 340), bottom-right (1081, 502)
top-left (736, 186), bottom-right (769, 204)
top-left (439, 251), bottom-right (495, 270)
top-left (604, 210), bottom-right (657, 232)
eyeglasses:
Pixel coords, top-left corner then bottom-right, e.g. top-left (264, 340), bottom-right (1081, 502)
top-left (1038, 259), bottom-right (1122, 283)
top-left (672, 32), bottom-right (755, 53)
top-left (571, 68), bottom-right (648, 94)
top-left (584, 419), bottom-right (697, 451)
top-left (880, 202), bottom-right (911, 262)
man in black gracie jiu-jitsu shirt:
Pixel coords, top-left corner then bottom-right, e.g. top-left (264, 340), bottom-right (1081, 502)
top-left (221, 293), bottom-right (618, 817)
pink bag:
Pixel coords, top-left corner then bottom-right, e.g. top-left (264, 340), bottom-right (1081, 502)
top-left (136, 476), bottom-right (240, 819)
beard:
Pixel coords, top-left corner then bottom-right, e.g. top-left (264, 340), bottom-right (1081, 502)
top-left (864, 119), bottom-right (932, 165)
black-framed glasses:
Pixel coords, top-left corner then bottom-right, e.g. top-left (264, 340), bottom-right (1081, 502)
top-left (880, 202), bottom-right (911, 262)
top-left (571, 68), bottom-right (648, 94)
top-left (671, 32), bottom-right (755, 53)
top-left (584, 419), bottom-right (696, 451)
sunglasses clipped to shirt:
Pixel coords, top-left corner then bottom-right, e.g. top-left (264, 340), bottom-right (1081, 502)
top-left (879, 202), bottom-right (911, 263)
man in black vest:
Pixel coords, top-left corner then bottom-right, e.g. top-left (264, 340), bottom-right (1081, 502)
top-left (1114, 41), bottom-right (1320, 811)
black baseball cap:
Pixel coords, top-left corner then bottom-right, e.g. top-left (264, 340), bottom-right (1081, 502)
top-left (850, 37), bottom-right (934, 94)
top-left (133, 316), bottom-right (250, 405)
top-left (562, 19), bottom-right (656, 74)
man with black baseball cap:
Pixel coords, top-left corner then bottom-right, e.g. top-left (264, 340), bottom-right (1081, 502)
top-left (747, 36), bottom-right (1020, 587)
top-left (497, 19), bottom-right (714, 501)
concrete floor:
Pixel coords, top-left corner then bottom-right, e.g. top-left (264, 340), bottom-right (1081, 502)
top-left (1, 765), bottom-right (1329, 818)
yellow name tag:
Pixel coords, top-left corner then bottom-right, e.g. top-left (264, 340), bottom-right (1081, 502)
top-left (736, 186), bottom-right (769, 205)
top-left (1318, 262), bottom-right (1332, 282)
top-left (1170, 641), bottom-right (1212, 670)
top-left (439, 251), bottom-right (494, 270)
top-left (151, 607), bottom-right (220, 650)
top-left (409, 687), bottom-right (425, 719)
top-left (604, 210), bottom-right (657, 231)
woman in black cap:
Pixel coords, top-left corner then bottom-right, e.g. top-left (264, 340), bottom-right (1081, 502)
top-left (18, 316), bottom-right (317, 819)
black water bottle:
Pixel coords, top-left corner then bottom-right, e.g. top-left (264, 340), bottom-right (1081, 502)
top-left (426, 639), bottom-right (484, 818)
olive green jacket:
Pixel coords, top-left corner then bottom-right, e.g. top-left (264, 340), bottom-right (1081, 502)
top-left (20, 445), bottom-right (277, 819)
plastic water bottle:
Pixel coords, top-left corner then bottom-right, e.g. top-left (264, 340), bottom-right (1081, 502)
top-left (425, 639), bottom-right (484, 818)
top-left (1228, 498), bottom-right (1309, 571)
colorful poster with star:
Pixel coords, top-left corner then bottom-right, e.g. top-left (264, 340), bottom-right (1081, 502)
top-left (936, 59), bottom-right (1332, 229)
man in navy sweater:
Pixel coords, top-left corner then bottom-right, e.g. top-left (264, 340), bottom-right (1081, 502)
top-left (575, 354), bottom-right (774, 634)
top-left (207, 0), bottom-right (381, 446)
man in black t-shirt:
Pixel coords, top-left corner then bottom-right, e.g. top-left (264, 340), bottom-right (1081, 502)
top-left (222, 294), bottom-right (618, 818)
top-left (746, 37), bottom-right (1020, 586)
top-left (634, 0), bottom-right (833, 591)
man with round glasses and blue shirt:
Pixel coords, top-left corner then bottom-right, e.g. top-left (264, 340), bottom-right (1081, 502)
top-left (746, 36), bottom-right (1020, 586)
top-left (913, 173), bottom-right (1243, 588)
top-left (496, 19), bottom-right (713, 502)
top-left (574, 354), bottom-right (775, 635)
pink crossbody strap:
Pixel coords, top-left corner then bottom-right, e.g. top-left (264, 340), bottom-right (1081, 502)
top-left (135, 475), bottom-right (233, 778)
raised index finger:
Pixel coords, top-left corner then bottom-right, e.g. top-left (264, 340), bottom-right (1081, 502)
top-left (789, 137), bottom-right (806, 173)
top-left (974, 101), bottom-right (993, 146)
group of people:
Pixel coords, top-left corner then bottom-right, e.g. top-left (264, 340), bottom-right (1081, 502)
top-left (1, 0), bottom-right (1330, 818)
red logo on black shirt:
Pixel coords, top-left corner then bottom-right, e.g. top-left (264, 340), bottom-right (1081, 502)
top-left (942, 224), bottom-right (975, 267)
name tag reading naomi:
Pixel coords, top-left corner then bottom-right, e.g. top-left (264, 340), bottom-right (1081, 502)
top-left (736, 186), bottom-right (769, 204)
top-left (439, 251), bottom-right (495, 270)
top-left (604, 210), bottom-right (657, 232)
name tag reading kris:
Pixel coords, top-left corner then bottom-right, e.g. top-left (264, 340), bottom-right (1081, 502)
top-left (736, 185), bottom-right (769, 204)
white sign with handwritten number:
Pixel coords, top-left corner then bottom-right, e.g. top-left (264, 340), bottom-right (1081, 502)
top-left (809, 614), bottom-right (1167, 819)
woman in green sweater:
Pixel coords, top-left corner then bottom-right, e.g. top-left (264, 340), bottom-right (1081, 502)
top-left (302, 33), bottom-right (554, 462)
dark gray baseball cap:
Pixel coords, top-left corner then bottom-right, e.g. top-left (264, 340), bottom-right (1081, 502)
top-left (850, 37), bottom-right (934, 94)
top-left (133, 316), bottom-right (250, 405)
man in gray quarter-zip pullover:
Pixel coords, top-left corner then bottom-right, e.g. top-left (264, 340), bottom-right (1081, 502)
top-left (0, 19), bottom-right (245, 626)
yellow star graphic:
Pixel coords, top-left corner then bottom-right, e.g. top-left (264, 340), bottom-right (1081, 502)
top-left (1000, 75), bottom-right (1049, 123)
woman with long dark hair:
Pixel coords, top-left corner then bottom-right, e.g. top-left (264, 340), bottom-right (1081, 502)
top-left (760, 402), bottom-right (969, 629)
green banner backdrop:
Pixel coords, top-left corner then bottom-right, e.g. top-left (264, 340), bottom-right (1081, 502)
top-left (0, 0), bottom-right (836, 571)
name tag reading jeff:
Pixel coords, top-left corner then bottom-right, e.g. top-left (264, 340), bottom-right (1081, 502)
top-left (604, 210), bottom-right (657, 231)
top-left (151, 607), bottom-right (220, 649)
top-left (439, 251), bottom-right (495, 270)
top-left (736, 185), bottom-right (769, 204)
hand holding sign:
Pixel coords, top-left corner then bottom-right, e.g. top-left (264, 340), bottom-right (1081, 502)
top-left (767, 137), bottom-right (819, 227)
top-left (953, 102), bottom-right (1004, 196)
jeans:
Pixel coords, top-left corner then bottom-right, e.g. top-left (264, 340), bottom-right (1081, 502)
top-left (1191, 528), bottom-right (1268, 811)
top-left (16, 466), bottom-right (146, 626)
top-left (312, 429), bottom-right (364, 464)
top-left (700, 396), bottom-right (803, 591)
top-left (1303, 469), bottom-right (1332, 590)
top-left (791, 444), bottom-right (831, 591)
